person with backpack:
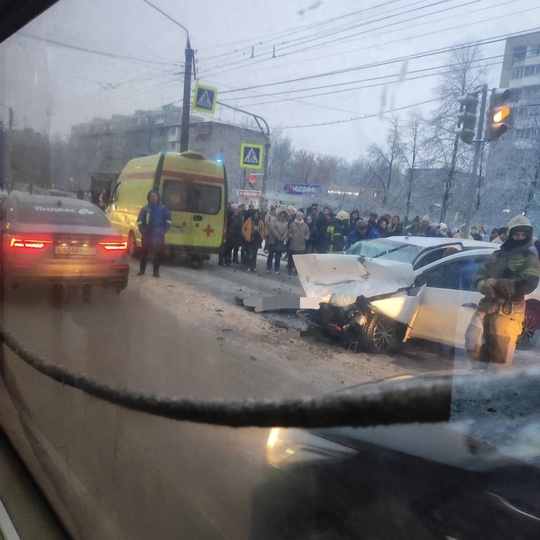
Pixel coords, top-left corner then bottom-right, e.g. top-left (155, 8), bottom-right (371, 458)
top-left (287, 211), bottom-right (310, 276)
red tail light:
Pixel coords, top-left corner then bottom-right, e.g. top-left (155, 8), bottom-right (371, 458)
top-left (9, 237), bottom-right (52, 249)
top-left (99, 240), bottom-right (128, 251)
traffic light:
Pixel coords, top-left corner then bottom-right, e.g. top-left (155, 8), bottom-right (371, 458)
top-left (486, 88), bottom-right (511, 140)
top-left (455, 93), bottom-right (479, 144)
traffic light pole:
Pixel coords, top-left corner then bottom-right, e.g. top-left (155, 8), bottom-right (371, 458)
top-left (216, 100), bottom-right (271, 198)
top-left (464, 84), bottom-right (488, 239)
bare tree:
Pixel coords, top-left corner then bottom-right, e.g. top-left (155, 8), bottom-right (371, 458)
top-left (267, 131), bottom-right (293, 191)
top-left (425, 44), bottom-right (486, 222)
top-left (399, 112), bottom-right (423, 225)
top-left (366, 116), bottom-right (403, 205)
top-left (481, 113), bottom-right (540, 225)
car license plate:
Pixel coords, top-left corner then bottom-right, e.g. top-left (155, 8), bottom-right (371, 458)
top-left (168, 226), bottom-right (184, 234)
top-left (55, 246), bottom-right (96, 255)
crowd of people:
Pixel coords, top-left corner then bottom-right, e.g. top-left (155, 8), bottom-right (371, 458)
top-left (218, 202), bottom-right (540, 275)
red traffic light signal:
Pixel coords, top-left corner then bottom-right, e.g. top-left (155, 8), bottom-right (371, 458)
top-left (486, 88), bottom-right (511, 140)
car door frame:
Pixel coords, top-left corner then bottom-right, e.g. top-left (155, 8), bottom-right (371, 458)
top-left (408, 249), bottom-right (497, 348)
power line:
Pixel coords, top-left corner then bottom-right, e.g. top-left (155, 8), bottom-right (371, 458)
top-left (19, 32), bottom-right (180, 68)
top-left (196, 0), bottom-right (427, 62)
top-left (216, 29), bottom-right (538, 96)
top-left (274, 97), bottom-right (441, 129)
top-left (201, 0), bottom-right (520, 82)
top-left (199, 0), bottom-right (481, 78)
top-left (218, 53), bottom-right (502, 105)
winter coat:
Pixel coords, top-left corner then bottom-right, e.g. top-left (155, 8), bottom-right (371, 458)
top-left (264, 211), bottom-right (276, 235)
top-left (345, 225), bottom-right (380, 250)
top-left (387, 223), bottom-right (404, 236)
top-left (324, 218), bottom-right (348, 253)
top-left (137, 202), bottom-right (172, 245)
top-left (288, 220), bottom-right (310, 251)
top-left (305, 221), bottom-right (318, 251)
top-left (226, 211), bottom-right (244, 246)
top-left (475, 243), bottom-right (540, 311)
top-left (268, 214), bottom-right (288, 245)
top-left (242, 217), bottom-right (265, 246)
top-left (315, 215), bottom-right (330, 252)
top-left (413, 224), bottom-right (435, 237)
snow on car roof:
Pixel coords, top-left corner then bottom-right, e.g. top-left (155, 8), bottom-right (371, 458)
top-left (11, 191), bottom-right (83, 205)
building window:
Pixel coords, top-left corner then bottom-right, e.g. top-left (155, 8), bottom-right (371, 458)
top-left (524, 65), bottom-right (536, 77)
top-left (169, 127), bottom-right (177, 137)
top-left (511, 88), bottom-right (522, 101)
top-left (512, 66), bottom-right (524, 79)
top-left (513, 46), bottom-right (527, 60)
top-left (530, 44), bottom-right (540, 56)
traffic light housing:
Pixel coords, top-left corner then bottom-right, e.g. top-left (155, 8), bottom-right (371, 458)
top-left (455, 93), bottom-right (479, 144)
top-left (486, 88), bottom-right (511, 140)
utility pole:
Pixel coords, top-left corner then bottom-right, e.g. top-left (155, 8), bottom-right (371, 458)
top-left (463, 84), bottom-right (488, 238)
top-left (5, 107), bottom-right (13, 192)
top-left (142, 1), bottom-right (193, 152)
top-left (180, 39), bottom-right (194, 152)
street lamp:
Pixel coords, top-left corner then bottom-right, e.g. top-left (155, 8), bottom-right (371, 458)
top-left (143, 0), bottom-right (195, 152)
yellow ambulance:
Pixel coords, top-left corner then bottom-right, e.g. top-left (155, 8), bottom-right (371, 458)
top-left (108, 151), bottom-right (228, 267)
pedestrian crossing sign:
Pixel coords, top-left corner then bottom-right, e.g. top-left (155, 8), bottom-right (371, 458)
top-left (240, 143), bottom-right (264, 169)
top-left (192, 83), bottom-right (217, 113)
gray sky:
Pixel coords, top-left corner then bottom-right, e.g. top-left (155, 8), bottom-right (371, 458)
top-left (3, 0), bottom-right (539, 159)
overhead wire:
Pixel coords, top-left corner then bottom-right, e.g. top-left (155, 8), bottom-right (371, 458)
top-left (202, 0), bottom-right (521, 83)
top-left (199, 0), bottom-right (482, 78)
top-left (19, 32), bottom-right (180, 69)
top-left (196, 0), bottom-right (430, 64)
top-left (215, 53), bottom-right (502, 105)
top-left (215, 28), bottom-right (538, 96)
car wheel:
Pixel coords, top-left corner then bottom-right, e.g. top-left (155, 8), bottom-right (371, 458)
top-left (517, 314), bottom-right (539, 350)
top-left (127, 231), bottom-right (139, 258)
top-left (190, 256), bottom-right (202, 269)
top-left (363, 314), bottom-right (404, 354)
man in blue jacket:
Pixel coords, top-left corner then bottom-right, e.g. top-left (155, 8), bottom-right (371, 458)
top-left (344, 219), bottom-right (380, 250)
top-left (137, 190), bottom-right (172, 277)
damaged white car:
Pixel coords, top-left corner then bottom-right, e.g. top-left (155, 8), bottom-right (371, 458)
top-left (293, 238), bottom-right (540, 354)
